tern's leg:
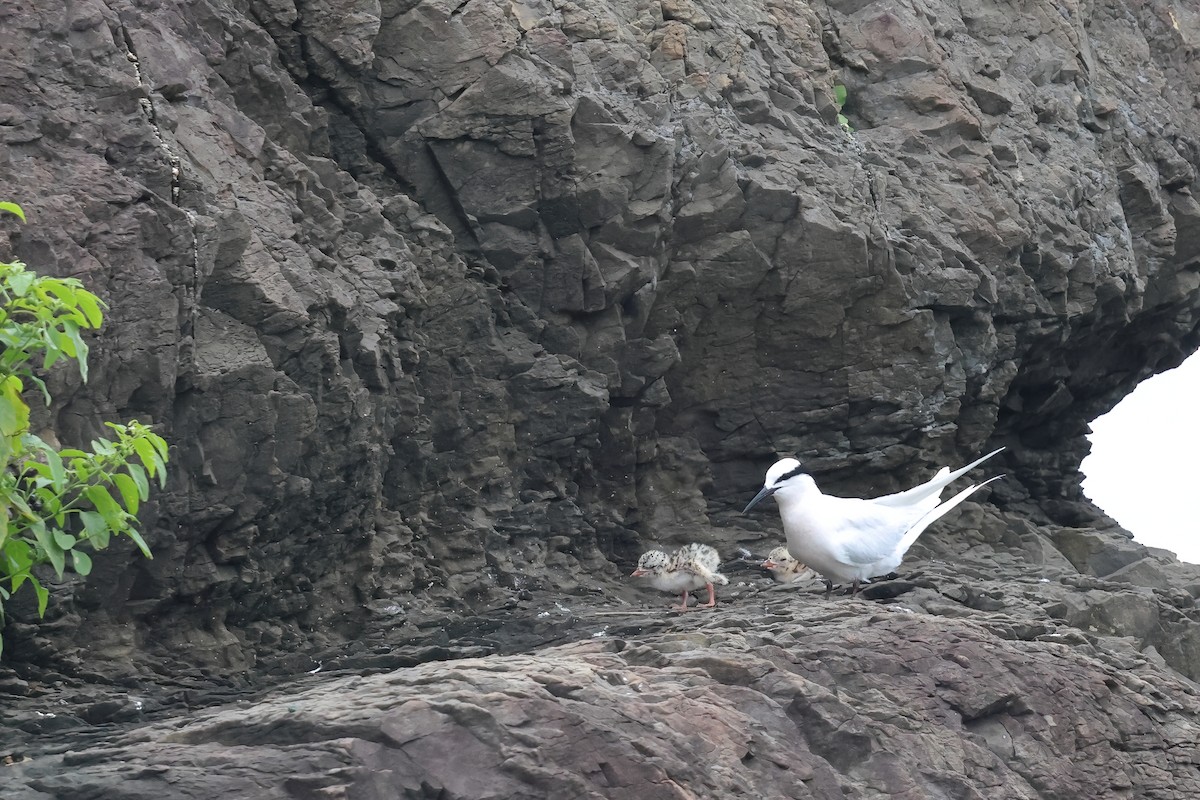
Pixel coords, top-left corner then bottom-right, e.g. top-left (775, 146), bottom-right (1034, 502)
top-left (698, 582), bottom-right (717, 608)
top-left (823, 579), bottom-right (834, 599)
top-left (675, 590), bottom-right (692, 612)
top-left (850, 579), bottom-right (861, 596)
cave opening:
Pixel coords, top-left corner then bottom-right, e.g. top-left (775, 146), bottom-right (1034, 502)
top-left (1081, 350), bottom-right (1200, 564)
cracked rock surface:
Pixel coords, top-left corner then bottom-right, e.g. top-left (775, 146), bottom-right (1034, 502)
top-left (7, 589), bottom-right (1200, 799)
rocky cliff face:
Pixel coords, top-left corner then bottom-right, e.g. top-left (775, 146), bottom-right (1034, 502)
top-left (3, 0), bottom-right (1200, 795)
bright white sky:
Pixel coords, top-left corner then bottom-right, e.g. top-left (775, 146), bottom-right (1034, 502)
top-left (1081, 351), bottom-right (1200, 564)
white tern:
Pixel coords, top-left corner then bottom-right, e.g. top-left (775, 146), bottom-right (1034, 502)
top-left (743, 448), bottom-right (1004, 596)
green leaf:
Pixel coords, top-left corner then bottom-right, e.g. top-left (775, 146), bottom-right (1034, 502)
top-left (71, 549), bottom-right (93, 576)
top-left (79, 510), bottom-right (110, 549)
top-left (125, 527), bottom-right (152, 559)
top-left (0, 201), bottom-right (27, 221)
top-left (32, 520), bottom-right (66, 578)
top-left (75, 290), bottom-right (104, 328)
top-left (149, 432), bottom-right (169, 464)
top-left (133, 437), bottom-right (159, 480)
top-left (8, 270), bottom-right (35, 297)
top-left (25, 374), bottom-right (51, 407)
top-left (53, 530), bottom-right (76, 550)
top-left (35, 486), bottom-right (64, 524)
top-left (42, 280), bottom-right (77, 309)
top-left (5, 490), bottom-right (33, 518)
top-left (45, 448), bottom-right (66, 489)
top-left (33, 580), bottom-right (48, 617)
top-left (0, 376), bottom-right (29, 436)
top-left (84, 484), bottom-right (124, 530)
top-left (113, 472), bottom-right (140, 514)
top-left (834, 84), bottom-right (848, 108)
top-left (64, 321), bottom-right (89, 381)
top-left (41, 346), bottom-right (61, 373)
top-left (4, 538), bottom-right (32, 573)
top-left (126, 462), bottom-right (149, 500)
top-left (48, 326), bottom-right (76, 359)
top-left (73, 459), bottom-right (91, 482)
top-left (21, 431), bottom-right (51, 452)
top-left (22, 461), bottom-right (50, 479)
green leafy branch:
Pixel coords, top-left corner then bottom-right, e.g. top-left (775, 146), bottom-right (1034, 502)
top-left (0, 202), bottom-right (168, 657)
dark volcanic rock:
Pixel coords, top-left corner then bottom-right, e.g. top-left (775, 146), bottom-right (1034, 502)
top-left (1, 0), bottom-right (1200, 795)
top-left (6, 595), bottom-right (1200, 799)
top-left (0, 0), bottom-right (1195, 673)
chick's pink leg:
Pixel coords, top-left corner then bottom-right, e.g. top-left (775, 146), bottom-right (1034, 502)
top-left (698, 582), bottom-right (717, 608)
top-left (675, 590), bottom-right (691, 612)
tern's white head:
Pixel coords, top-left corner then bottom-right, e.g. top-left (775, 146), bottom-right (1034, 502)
top-left (742, 457), bottom-right (815, 513)
top-left (765, 458), bottom-right (802, 484)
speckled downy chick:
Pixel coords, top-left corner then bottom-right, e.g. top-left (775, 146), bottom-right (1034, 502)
top-left (761, 546), bottom-right (818, 584)
top-left (631, 543), bottom-right (729, 611)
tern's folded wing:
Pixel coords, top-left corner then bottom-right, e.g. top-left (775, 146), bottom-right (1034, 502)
top-left (870, 448), bottom-right (1004, 510)
top-left (870, 467), bottom-right (949, 510)
top-left (894, 475), bottom-right (1004, 555)
top-left (819, 497), bottom-right (920, 568)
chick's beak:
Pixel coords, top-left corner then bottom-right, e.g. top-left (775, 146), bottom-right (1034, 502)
top-left (742, 485), bottom-right (776, 514)
top-left (761, 559), bottom-right (778, 569)
top-left (631, 568), bottom-right (647, 577)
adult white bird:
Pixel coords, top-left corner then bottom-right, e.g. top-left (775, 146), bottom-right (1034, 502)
top-left (742, 448), bottom-right (1004, 597)
top-left (631, 543), bottom-right (729, 611)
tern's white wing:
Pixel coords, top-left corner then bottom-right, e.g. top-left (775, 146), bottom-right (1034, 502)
top-left (870, 448), bottom-right (1004, 510)
top-left (894, 475), bottom-right (1005, 555)
top-left (813, 495), bottom-right (924, 568)
top-left (870, 466), bottom-right (948, 510)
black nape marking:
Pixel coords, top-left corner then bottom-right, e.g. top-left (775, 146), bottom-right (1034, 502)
top-left (777, 464), bottom-right (807, 483)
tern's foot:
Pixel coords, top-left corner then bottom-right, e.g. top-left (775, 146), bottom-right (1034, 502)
top-left (673, 604), bottom-right (693, 612)
top-left (696, 600), bottom-right (717, 609)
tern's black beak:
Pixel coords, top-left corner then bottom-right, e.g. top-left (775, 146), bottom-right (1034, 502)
top-left (742, 485), bottom-right (776, 514)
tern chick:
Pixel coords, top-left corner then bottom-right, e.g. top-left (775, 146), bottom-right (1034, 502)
top-left (761, 546), bottom-right (817, 584)
top-left (631, 543), bottom-right (729, 611)
top-left (743, 448), bottom-right (1004, 597)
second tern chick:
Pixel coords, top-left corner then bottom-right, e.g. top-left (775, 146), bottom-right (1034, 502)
top-left (631, 543), bottom-right (729, 611)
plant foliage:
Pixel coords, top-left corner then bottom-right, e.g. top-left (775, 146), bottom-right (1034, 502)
top-left (834, 84), bottom-right (853, 134)
top-left (0, 202), bottom-right (167, 657)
